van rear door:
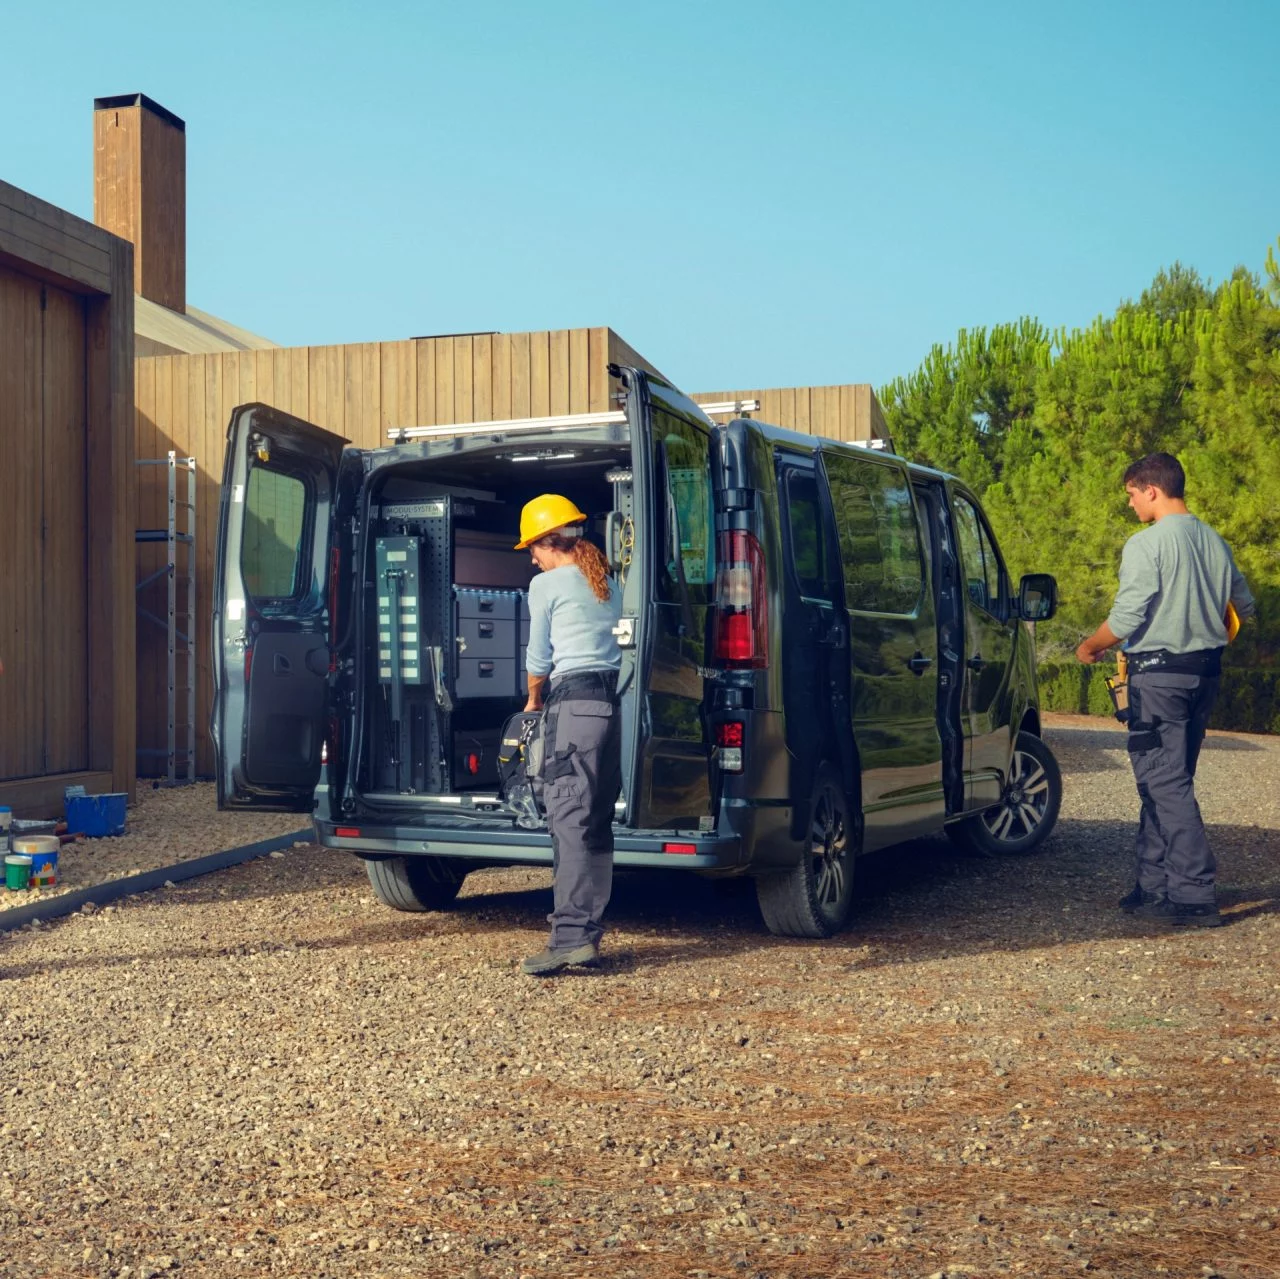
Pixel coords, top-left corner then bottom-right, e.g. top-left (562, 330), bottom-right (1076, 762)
top-left (212, 404), bottom-right (349, 811)
top-left (615, 371), bottom-right (716, 830)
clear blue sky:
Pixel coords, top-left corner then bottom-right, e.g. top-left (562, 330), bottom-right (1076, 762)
top-left (3, 0), bottom-right (1277, 393)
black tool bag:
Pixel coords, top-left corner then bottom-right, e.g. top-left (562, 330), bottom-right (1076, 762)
top-left (497, 711), bottom-right (545, 828)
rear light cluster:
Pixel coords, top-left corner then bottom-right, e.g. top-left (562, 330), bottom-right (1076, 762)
top-left (711, 531), bottom-right (768, 669)
top-left (715, 720), bottom-right (745, 773)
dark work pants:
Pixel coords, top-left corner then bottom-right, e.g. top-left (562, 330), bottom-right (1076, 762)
top-left (538, 672), bottom-right (622, 950)
top-left (1127, 672), bottom-right (1220, 906)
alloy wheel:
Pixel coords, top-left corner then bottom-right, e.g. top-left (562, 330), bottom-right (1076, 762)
top-left (981, 748), bottom-right (1053, 843)
top-left (810, 784), bottom-right (850, 907)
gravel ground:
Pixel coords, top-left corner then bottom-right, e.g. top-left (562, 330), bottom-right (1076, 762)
top-left (6, 784), bottom-right (304, 901)
top-left (2, 717), bottom-right (1277, 1279)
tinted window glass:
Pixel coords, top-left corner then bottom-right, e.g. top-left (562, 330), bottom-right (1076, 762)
top-left (825, 451), bottom-right (924, 615)
top-left (952, 493), bottom-right (1003, 615)
top-left (784, 469), bottom-right (837, 600)
top-left (655, 411), bottom-right (713, 604)
top-left (242, 465), bottom-right (307, 599)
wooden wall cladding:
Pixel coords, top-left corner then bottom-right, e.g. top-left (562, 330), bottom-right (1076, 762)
top-left (0, 179), bottom-right (135, 814)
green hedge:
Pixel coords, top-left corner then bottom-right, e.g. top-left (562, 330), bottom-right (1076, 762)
top-left (1035, 661), bottom-right (1280, 735)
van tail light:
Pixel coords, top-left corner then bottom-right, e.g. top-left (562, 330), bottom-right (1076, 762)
top-left (715, 720), bottom-right (745, 773)
top-left (712, 530), bottom-right (768, 669)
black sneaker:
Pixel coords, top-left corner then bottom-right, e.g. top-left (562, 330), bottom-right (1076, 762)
top-left (519, 942), bottom-right (601, 976)
top-left (1118, 884), bottom-right (1162, 913)
top-left (1136, 899), bottom-right (1224, 928)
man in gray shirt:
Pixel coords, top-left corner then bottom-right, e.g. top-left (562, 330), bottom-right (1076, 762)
top-left (1076, 452), bottom-right (1255, 927)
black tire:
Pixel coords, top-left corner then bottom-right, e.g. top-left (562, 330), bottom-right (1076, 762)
top-left (756, 763), bottom-right (861, 938)
top-left (364, 855), bottom-right (467, 912)
top-left (946, 730), bottom-right (1062, 857)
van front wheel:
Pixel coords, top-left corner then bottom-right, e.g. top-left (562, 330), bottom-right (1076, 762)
top-left (365, 855), bottom-right (468, 911)
top-left (756, 764), bottom-right (860, 938)
top-left (947, 731), bottom-right (1062, 857)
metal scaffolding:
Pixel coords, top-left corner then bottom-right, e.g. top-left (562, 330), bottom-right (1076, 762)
top-left (135, 452), bottom-right (196, 784)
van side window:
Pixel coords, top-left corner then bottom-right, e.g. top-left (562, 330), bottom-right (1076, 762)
top-left (784, 469), bottom-right (838, 600)
top-left (654, 411), bottom-right (713, 604)
top-left (824, 452), bottom-right (924, 615)
top-left (242, 465), bottom-right (308, 600)
top-left (952, 494), bottom-right (1004, 617)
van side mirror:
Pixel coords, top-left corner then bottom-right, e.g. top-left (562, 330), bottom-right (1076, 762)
top-left (1018, 573), bottom-right (1057, 621)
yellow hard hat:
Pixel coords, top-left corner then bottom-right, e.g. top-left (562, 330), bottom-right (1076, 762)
top-left (1225, 601), bottom-right (1241, 643)
top-left (515, 494), bottom-right (588, 549)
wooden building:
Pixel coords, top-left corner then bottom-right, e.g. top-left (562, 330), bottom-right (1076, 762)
top-left (691, 383), bottom-right (890, 448)
top-left (0, 179), bottom-right (136, 815)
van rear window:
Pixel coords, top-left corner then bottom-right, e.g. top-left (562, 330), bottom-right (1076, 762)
top-left (242, 465), bottom-right (308, 600)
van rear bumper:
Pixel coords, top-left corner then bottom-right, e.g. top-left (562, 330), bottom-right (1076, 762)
top-left (313, 799), bottom-right (791, 873)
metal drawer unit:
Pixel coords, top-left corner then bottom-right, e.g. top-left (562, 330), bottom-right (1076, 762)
top-left (453, 588), bottom-right (526, 700)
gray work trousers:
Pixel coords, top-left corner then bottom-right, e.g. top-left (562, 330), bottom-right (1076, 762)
top-left (538, 675), bottom-right (622, 950)
top-left (1127, 671), bottom-right (1220, 906)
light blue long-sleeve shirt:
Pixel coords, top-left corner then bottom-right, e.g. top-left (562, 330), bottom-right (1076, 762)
top-left (1106, 513), bottom-right (1255, 653)
top-left (525, 564), bottom-right (622, 678)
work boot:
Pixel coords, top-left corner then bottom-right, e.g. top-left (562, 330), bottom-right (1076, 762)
top-left (1135, 899), bottom-right (1224, 928)
top-left (519, 941), bottom-right (600, 976)
top-left (1118, 884), bottom-right (1162, 913)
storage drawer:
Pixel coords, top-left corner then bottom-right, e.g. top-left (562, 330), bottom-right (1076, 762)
top-left (455, 588), bottom-right (517, 621)
top-left (458, 616), bottom-right (516, 660)
top-left (456, 657), bottom-right (517, 699)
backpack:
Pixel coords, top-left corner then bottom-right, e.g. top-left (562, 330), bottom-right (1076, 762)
top-left (497, 711), bottom-right (545, 828)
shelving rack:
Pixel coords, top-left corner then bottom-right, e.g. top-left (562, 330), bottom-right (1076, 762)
top-left (135, 452), bottom-right (196, 784)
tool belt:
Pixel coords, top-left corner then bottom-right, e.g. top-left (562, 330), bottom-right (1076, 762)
top-left (1125, 647), bottom-right (1223, 678)
top-left (1105, 652), bottom-right (1132, 724)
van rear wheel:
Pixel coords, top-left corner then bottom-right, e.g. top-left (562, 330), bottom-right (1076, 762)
top-left (756, 764), bottom-right (860, 938)
top-left (947, 731), bottom-right (1062, 857)
top-left (365, 854), bottom-right (468, 911)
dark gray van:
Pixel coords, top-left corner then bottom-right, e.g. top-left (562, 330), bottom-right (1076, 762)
top-left (212, 365), bottom-right (1061, 938)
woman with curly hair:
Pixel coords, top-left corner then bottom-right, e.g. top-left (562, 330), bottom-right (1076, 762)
top-left (514, 494), bottom-right (622, 976)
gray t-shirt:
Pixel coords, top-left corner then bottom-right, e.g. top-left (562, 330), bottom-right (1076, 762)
top-left (525, 564), bottom-right (622, 678)
top-left (1106, 513), bottom-right (1255, 654)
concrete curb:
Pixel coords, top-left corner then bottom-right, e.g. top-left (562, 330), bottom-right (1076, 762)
top-left (0, 828), bottom-right (311, 933)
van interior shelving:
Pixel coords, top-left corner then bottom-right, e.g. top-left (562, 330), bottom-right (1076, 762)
top-left (352, 443), bottom-right (629, 807)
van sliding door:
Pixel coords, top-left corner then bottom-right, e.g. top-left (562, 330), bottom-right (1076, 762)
top-left (823, 449), bottom-right (945, 848)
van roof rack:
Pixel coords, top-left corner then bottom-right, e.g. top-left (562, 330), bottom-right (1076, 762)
top-left (390, 410), bottom-right (628, 442)
top-left (388, 399), bottom-right (763, 443)
top-left (694, 399), bottom-right (760, 416)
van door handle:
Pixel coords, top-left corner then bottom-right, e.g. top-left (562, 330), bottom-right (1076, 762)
top-left (967, 654), bottom-right (985, 670)
top-left (907, 652), bottom-right (933, 675)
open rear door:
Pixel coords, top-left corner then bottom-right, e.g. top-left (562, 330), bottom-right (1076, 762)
top-left (212, 404), bottom-right (349, 810)
top-left (615, 370), bottom-right (717, 830)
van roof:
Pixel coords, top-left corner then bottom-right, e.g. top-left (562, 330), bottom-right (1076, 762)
top-left (729, 416), bottom-right (959, 484)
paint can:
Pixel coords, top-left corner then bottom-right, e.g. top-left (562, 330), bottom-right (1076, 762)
top-left (12, 836), bottom-right (59, 888)
top-left (4, 854), bottom-right (33, 891)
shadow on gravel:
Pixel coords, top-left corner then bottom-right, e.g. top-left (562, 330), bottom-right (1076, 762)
top-left (7, 819), bottom-right (1276, 980)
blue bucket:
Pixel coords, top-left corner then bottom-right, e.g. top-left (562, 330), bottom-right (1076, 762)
top-left (65, 793), bottom-right (128, 838)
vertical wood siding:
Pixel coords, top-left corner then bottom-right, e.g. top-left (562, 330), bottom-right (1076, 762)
top-left (1, 178), bottom-right (134, 811)
top-left (690, 385), bottom-right (890, 445)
